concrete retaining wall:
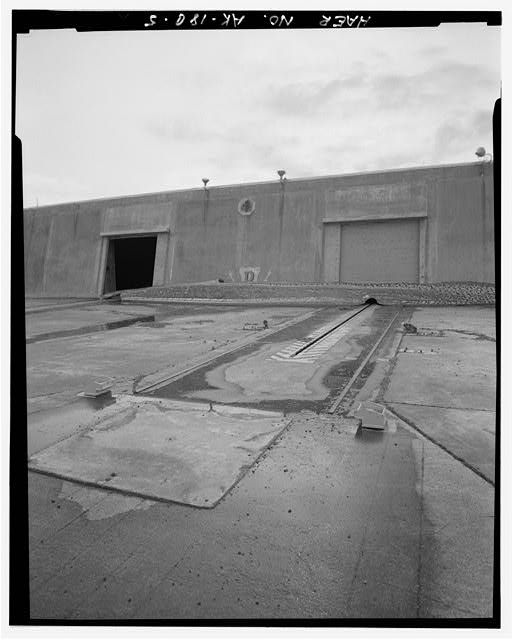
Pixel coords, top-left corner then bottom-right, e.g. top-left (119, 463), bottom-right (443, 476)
top-left (23, 162), bottom-right (495, 297)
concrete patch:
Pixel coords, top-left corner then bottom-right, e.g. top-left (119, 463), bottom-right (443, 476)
top-left (58, 481), bottom-right (156, 521)
top-left (28, 395), bottom-right (290, 508)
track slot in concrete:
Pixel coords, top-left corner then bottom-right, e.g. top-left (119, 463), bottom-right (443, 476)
top-left (292, 303), bottom-right (373, 357)
top-left (327, 312), bottom-right (400, 415)
top-left (134, 308), bottom-right (325, 395)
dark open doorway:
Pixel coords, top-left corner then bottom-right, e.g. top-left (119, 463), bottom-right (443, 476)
top-left (104, 236), bottom-right (157, 293)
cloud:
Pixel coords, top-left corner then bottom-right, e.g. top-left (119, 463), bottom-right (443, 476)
top-left (369, 60), bottom-right (498, 114)
top-left (143, 116), bottom-right (245, 148)
top-left (418, 61), bottom-right (498, 94)
top-left (471, 109), bottom-right (494, 136)
top-left (144, 117), bottom-right (207, 142)
top-left (263, 73), bottom-right (371, 118)
top-left (321, 136), bottom-right (365, 156)
top-left (371, 73), bottom-right (416, 110)
top-left (429, 108), bottom-right (494, 160)
top-left (419, 45), bottom-right (446, 57)
top-left (23, 172), bottom-right (88, 206)
top-left (432, 118), bottom-right (473, 157)
top-left (340, 72), bottom-right (369, 90)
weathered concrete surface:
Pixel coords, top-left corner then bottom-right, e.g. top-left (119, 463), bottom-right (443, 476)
top-left (29, 396), bottom-right (289, 508)
top-left (383, 307), bottom-right (496, 481)
top-left (29, 415), bottom-right (425, 619)
top-left (28, 393), bottom-right (117, 457)
top-left (28, 409), bottom-right (494, 620)
top-left (25, 303), bottom-right (496, 620)
top-left (391, 405), bottom-right (495, 482)
top-left (332, 306), bottom-right (496, 618)
top-left (26, 304), bottom-right (311, 414)
top-left (410, 437), bottom-right (494, 618)
top-left (387, 336), bottom-right (494, 410)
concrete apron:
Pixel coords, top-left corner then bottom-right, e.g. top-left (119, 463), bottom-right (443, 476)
top-left (27, 305), bottom-right (380, 516)
top-left (26, 305), bottom-right (494, 618)
top-left (26, 306), bottom-right (334, 513)
top-left (28, 396), bottom-right (290, 508)
top-left (26, 305), bottom-right (376, 520)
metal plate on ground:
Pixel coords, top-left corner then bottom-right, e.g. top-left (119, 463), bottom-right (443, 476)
top-left (353, 401), bottom-right (387, 431)
top-left (28, 395), bottom-right (289, 508)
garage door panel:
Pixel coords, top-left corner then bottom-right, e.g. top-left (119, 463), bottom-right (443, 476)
top-left (340, 219), bottom-right (419, 283)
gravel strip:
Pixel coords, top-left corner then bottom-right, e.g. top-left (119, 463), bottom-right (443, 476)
top-left (121, 282), bottom-right (495, 307)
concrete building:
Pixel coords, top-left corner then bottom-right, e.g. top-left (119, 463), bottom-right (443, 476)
top-left (23, 161), bottom-right (494, 297)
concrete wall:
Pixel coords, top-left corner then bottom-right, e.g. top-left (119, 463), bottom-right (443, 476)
top-left (23, 162), bottom-right (495, 296)
top-left (24, 204), bottom-right (103, 296)
top-left (428, 172), bottom-right (494, 283)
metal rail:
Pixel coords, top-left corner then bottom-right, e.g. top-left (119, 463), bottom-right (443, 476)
top-left (327, 312), bottom-right (400, 414)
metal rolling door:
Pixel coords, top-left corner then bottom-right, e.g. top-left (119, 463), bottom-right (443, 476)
top-left (340, 219), bottom-right (419, 283)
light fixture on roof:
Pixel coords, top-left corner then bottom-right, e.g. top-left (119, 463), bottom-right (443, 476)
top-left (277, 169), bottom-right (286, 182)
top-left (475, 147), bottom-right (492, 162)
top-left (202, 178), bottom-right (210, 190)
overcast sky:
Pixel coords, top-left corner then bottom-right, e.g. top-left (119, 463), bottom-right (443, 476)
top-left (16, 21), bottom-right (500, 206)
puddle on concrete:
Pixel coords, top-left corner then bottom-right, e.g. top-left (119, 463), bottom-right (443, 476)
top-left (32, 392), bottom-right (117, 421)
top-left (28, 393), bottom-right (117, 456)
top-left (27, 315), bottom-right (155, 344)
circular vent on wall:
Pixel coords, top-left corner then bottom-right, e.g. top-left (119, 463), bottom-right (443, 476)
top-left (237, 197), bottom-right (256, 216)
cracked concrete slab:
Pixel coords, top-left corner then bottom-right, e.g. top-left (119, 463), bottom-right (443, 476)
top-left (28, 396), bottom-right (290, 508)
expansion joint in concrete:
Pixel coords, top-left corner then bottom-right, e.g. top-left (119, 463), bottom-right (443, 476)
top-left (416, 440), bottom-right (425, 618)
top-left (347, 434), bottom-right (392, 616)
top-left (385, 400), bottom-right (494, 413)
top-left (384, 404), bottom-right (495, 487)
